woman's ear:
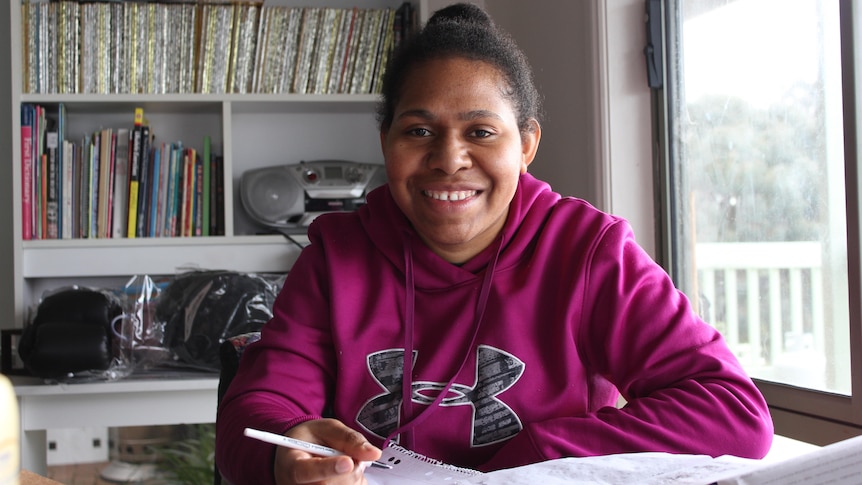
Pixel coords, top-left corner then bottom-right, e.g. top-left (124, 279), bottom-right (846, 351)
top-left (520, 119), bottom-right (541, 173)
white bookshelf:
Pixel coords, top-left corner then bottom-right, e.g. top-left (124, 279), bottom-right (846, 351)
top-left (1, 0), bottom-right (426, 475)
top-left (2, 2), bottom-right (408, 331)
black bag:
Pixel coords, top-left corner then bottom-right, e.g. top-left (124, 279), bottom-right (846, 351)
top-left (155, 270), bottom-right (281, 371)
top-left (18, 287), bottom-right (124, 380)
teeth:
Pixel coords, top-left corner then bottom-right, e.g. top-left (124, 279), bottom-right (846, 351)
top-left (424, 190), bottom-right (477, 201)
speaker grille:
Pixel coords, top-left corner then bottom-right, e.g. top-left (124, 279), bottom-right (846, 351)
top-left (241, 169), bottom-right (302, 223)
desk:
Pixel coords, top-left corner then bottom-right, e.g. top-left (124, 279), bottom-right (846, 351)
top-left (12, 374), bottom-right (218, 476)
top-left (20, 469), bottom-right (63, 485)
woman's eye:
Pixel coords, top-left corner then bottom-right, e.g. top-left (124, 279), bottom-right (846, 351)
top-left (409, 128), bottom-right (431, 137)
top-left (473, 129), bottom-right (492, 138)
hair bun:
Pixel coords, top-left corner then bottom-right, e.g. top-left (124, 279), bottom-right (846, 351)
top-left (427, 2), bottom-right (493, 27)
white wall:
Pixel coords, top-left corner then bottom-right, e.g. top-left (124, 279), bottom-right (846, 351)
top-left (489, 0), bottom-right (656, 257)
top-left (601, 0), bottom-right (657, 258)
top-left (486, 2), bottom-right (601, 206)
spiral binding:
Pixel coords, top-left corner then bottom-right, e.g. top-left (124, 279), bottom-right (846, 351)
top-left (382, 443), bottom-right (481, 477)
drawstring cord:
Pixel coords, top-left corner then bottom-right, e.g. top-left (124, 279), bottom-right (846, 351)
top-left (385, 233), bottom-right (504, 449)
top-left (399, 237), bottom-right (417, 447)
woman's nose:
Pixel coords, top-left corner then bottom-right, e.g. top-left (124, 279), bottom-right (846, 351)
top-left (427, 134), bottom-right (471, 174)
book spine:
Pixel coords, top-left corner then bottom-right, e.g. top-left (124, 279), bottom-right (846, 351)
top-left (112, 128), bottom-right (130, 238)
top-left (39, 153), bottom-right (46, 239)
top-left (209, 151), bottom-right (218, 236)
top-left (194, 154), bottom-right (203, 236)
top-left (105, 132), bottom-right (117, 237)
top-left (97, 128), bottom-right (112, 238)
top-left (202, 135), bottom-right (211, 236)
top-left (281, 8), bottom-right (303, 93)
top-left (341, 10), bottom-right (363, 94)
top-left (89, 132), bottom-right (99, 239)
top-left (127, 108), bottom-right (143, 237)
top-left (165, 143), bottom-right (180, 237)
top-left (359, 10), bottom-right (384, 93)
top-left (35, 106), bottom-right (45, 239)
top-left (136, 124), bottom-right (151, 237)
top-left (250, 6), bottom-right (269, 93)
top-left (327, 9), bottom-right (351, 94)
top-left (370, 9), bottom-right (396, 94)
top-left (61, 139), bottom-right (74, 239)
top-left (292, 7), bottom-right (321, 94)
top-left (79, 135), bottom-right (91, 238)
top-left (156, 143), bottom-right (170, 237)
top-left (46, 131), bottom-right (58, 239)
top-left (214, 155), bottom-right (225, 236)
top-left (187, 148), bottom-right (197, 236)
top-left (72, 142), bottom-right (81, 238)
top-left (21, 104), bottom-right (34, 240)
top-left (180, 149), bottom-right (192, 237)
top-left (56, 103), bottom-right (66, 236)
top-left (227, 4), bottom-right (241, 93)
top-left (149, 143), bottom-right (161, 237)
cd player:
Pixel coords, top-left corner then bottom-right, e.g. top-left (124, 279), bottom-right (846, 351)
top-left (240, 160), bottom-right (386, 233)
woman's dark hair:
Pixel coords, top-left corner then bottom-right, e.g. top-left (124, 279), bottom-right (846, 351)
top-left (376, 3), bottom-right (542, 135)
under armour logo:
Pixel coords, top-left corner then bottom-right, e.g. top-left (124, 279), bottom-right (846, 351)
top-left (356, 345), bottom-right (524, 447)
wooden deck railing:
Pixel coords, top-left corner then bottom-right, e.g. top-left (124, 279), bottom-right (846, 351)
top-left (695, 242), bottom-right (824, 369)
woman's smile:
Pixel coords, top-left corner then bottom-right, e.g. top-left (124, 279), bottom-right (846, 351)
top-left (423, 189), bottom-right (478, 201)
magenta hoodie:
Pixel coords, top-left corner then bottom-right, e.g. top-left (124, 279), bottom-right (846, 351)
top-left (215, 173), bottom-right (773, 484)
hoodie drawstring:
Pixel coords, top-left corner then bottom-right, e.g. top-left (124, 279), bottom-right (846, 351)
top-left (385, 233), bottom-right (503, 449)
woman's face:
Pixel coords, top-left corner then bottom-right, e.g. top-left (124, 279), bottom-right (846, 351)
top-left (380, 57), bottom-right (540, 264)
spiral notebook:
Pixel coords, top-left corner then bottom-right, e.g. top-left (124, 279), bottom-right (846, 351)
top-left (365, 443), bottom-right (485, 484)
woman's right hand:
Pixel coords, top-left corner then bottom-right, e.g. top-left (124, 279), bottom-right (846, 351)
top-left (273, 418), bottom-right (383, 485)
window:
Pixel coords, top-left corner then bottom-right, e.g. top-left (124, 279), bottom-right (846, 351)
top-left (659, 0), bottom-right (862, 442)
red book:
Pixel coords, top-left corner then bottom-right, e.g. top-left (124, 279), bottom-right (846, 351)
top-left (181, 149), bottom-right (194, 237)
top-left (20, 104), bottom-right (34, 240)
top-left (186, 148), bottom-right (197, 237)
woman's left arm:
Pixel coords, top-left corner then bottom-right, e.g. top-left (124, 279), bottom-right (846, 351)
top-left (481, 220), bottom-right (773, 470)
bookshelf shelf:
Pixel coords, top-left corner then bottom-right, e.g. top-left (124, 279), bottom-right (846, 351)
top-left (20, 93), bottom-right (379, 110)
top-left (22, 235), bottom-right (302, 278)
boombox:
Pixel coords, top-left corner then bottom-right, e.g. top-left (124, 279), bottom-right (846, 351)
top-left (240, 160), bottom-right (386, 233)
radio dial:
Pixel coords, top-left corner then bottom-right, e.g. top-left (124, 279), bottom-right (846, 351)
top-left (303, 169), bottom-right (320, 183)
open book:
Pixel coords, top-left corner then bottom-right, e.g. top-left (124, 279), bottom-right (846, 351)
top-left (365, 434), bottom-right (862, 485)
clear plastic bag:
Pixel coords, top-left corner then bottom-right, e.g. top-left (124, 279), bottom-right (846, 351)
top-left (153, 270), bottom-right (284, 372)
top-left (120, 274), bottom-right (171, 370)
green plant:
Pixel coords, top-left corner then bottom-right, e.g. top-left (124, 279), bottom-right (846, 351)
top-left (151, 423), bottom-right (216, 485)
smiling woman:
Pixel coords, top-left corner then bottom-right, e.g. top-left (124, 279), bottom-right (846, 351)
top-left (215, 4), bottom-right (772, 485)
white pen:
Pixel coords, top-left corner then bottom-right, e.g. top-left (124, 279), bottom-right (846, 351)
top-left (243, 427), bottom-right (392, 470)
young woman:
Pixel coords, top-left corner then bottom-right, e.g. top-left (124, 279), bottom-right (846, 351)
top-left (216, 4), bottom-right (773, 484)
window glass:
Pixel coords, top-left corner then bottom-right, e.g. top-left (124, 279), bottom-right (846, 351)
top-left (669, 0), bottom-right (849, 394)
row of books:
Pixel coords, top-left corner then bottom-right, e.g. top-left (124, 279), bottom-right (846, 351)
top-left (20, 104), bottom-right (225, 241)
top-left (21, 1), bottom-right (416, 95)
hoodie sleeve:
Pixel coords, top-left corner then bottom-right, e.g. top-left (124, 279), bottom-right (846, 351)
top-left (481, 219), bottom-right (773, 471)
top-left (215, 239), bottom-right (335, 485)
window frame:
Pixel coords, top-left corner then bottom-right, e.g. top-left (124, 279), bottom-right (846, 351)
top-left (654, 0), bottom-right (862, 444)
